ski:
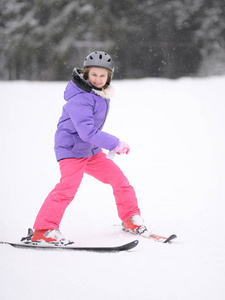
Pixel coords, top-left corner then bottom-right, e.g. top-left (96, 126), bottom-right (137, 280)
top-left (147, 233), bottom-right (177, 243)
top-left (0, 239), bottom-right (139, 253)
top-left (122, 228), bottom-right (177, 243)
top-left (0, 228), bottom-right (139, 252)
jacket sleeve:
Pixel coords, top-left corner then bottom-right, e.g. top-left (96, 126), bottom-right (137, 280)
top-left (64, 94), bottom-right (119, 151)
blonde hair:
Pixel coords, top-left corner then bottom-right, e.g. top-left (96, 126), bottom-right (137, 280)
top-left (83, 67), bottom-right (113, 88)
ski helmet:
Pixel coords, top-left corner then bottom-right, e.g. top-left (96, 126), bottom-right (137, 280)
top-left (83, 51), bottom-right (114, 72)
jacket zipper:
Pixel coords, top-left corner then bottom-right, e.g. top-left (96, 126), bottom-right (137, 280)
top-left (99, 98), bottom-right (108, 130)
top-left (91, 98), bottom-right (109, 155)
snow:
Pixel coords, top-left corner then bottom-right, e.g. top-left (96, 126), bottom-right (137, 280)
top-left (1, 76), bottom-right (225, 299)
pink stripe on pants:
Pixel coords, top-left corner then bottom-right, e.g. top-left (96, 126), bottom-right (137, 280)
top-left (33, 151), bottom-right (140, 229)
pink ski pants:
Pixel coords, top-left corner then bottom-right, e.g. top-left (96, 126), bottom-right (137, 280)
top-left (33, 151), bottom-right (140, 230)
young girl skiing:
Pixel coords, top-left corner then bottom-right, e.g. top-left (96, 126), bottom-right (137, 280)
top-left (31, 51), bottom-right (149, 245)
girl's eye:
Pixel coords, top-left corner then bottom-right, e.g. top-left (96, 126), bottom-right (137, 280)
top-left (90, 73), bottom-right (106, 78)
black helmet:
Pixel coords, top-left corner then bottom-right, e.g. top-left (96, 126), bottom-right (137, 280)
top-left (83, 51), bottom-right (114, 72)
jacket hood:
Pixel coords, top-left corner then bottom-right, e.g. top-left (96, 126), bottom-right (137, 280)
top-left (72, 68), bottom-right (94, 92)
top-left (64, 68), bottom-right (114, 102)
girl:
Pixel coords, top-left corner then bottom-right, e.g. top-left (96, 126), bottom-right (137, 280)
top-left (31, 51), bottom-right (149, 245)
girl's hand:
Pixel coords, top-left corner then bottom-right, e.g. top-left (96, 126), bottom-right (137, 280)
top-left (114, 141), bottom-right (130, 155)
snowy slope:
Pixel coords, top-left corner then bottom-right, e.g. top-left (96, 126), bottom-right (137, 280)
top-left (1, 77), bottom-right (225, 300)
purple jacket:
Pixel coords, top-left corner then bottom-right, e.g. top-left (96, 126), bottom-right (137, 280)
top-left (54, 69), bottom-right (119, 161)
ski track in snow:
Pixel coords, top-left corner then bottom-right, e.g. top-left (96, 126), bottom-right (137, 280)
top-left (1, 77), bottom-right (225, 300)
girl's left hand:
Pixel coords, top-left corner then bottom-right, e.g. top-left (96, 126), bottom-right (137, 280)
top-left (114, 141), bottom-right (130, 155)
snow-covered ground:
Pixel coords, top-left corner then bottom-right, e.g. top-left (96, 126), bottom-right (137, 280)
top-left (1, 76), bottom-right (225, 300)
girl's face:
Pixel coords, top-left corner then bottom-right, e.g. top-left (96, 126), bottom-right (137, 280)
top-left (88, 67), bottom-right (108, 88)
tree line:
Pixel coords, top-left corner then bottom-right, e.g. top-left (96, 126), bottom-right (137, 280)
top-left (1, 0), bottom-right (225, 80)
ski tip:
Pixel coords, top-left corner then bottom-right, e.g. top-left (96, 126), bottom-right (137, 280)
top-left (133, 240), bottom-right (139, 247)
top-left (120, 239), bottom-right (139, 251)
top-left (164, 234), bottom-right (177, 243)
